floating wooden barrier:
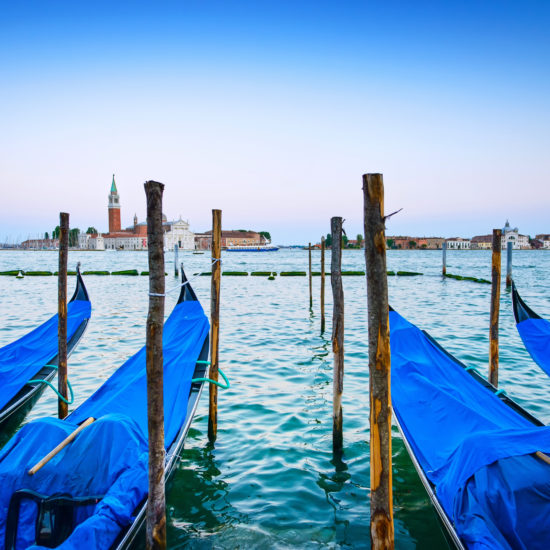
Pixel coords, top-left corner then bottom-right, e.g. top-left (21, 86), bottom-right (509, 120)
top-left (0, 270), bottom-right (21, 276)
top-left (222, 271), bottom-right (248, 276)
top-left (445, 273), bottom-right (491, 284)
top-left (280, 271), bottom-right (307, 276)
top-left (26, 271), bottom-right (53, 276)
top-left (251, 271), bottom-right (273, 276)
top-left (82, 271), bottom-right (110, 275)
top-left (112, 269), bottom-right (139, 276)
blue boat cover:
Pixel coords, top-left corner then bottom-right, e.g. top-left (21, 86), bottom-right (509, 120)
top-left (390, 310), bottom-right (550, 549)
top-left (0, 300), bottom-right (209, 549)
top-left (517, 317), bottom-right (550, 377)
top-left (0, 300), bottom-right (92, 411)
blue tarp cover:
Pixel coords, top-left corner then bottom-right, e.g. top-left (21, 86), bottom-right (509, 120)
top-left (517, 317), bottom-right (550, 377)
top-left (0, 300), bottom-right (209, 549)
top-left (0, 300), bottom-right (91, 411)
top-left (390, 310), bottom-right (550, 549)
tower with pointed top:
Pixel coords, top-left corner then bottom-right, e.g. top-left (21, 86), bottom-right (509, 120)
top-left (108, 174), bottom-right (121, 233)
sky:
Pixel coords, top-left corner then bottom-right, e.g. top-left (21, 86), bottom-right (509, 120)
top-left (1, 0), bottom-right (549, 244)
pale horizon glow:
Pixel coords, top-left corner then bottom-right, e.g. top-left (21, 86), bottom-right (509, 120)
top-left (1, 1), bottom-right (549, 244)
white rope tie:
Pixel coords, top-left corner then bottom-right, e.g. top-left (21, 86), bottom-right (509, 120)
top-left (148, 258), bottom-right (221, 297)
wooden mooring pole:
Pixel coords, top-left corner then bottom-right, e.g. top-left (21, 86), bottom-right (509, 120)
top-left (506, 240), bottom-right (512, 289)
top-left (208, 209), bottom-right (222, 443)
top-left (174, 244), bottom-right (179, 277)
top-left (320, 236), bottom-right (326, 334)
top-left (144, 180), bottom-right (166, 550)
top-left (58, 212), bottom-right (69, 420)
top-left (330, 217), bottom-right (344, 454)
top-left (489, 228), bottom-right (502, 388)
top-left (363, 173), bottom-right (394, 550)
top-left (442, 240), bottom-right (447, 276)
top-left (308, 242), bottom-right (313, 309)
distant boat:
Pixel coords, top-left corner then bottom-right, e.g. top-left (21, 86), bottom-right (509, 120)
top-left (193, 251), bottom-right (205, 255)
top-left (226, 245), bottom-right (279, 252)
top-left (390, 306), bottom-right (550, 549)
top-left (512, 281), bottom-right (550, 377)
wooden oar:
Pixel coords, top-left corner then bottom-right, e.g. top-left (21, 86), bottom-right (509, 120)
top-left (28, 417), bottom-right (95, 476)
top-left (536, 451), bottom-right (550, 465)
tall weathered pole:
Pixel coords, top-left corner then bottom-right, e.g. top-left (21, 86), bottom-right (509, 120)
top-left (442, 240), bottom-right (447, 276)
top-left (58, 212), bottom-right (69, 420)
top-left (208, 209), bottom-right (222, 442)
top-left (363, 173), bottom-right (394, 550)
top-left (330, 217), bottom-right (344, 454)
top-left (506, 240), bottom-right (513, 289)
top-left (489, 228), bottom-right (502, 388)
top-left (308, 242), bottom-right (313, 309)
top-left (320, 236), bottom-right (326, 334)
top-left (144, 181), bottom-right (166, 550)
top-left (174, 244), bottom-right (179, 277)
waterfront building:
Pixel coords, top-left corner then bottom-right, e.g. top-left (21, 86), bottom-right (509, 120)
top-left (20, 238), bottom-right (59, 250)
top-left (83, 176), bottom-right (194, 250)
top-left (425, 237), bottom-right (445, 249)
top-left (163, 217), bottom-right (195, 250)
top-left (445, 237), bottom-right (471, 250)
top-left (501, 220), bottom-right (530, 249)
top-left (470, 235), bottom-right (492, 250)
top-left (536, 234), bottom-right (550, 249)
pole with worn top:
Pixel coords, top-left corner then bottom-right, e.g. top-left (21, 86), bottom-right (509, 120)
top-left (330, 218), bottom-right (344, 454)
top-left (442, 240), bottom-right (447, 276)
top-left (58, 212), bottom-right (69, 420)
top-left (208, 209), bottom-right (222, 442)
top-left (174, 244), bottom-right (179, 277)
top-left (320, 236), bottom-right (326, 333)
top-left (489, 228), bottom-right (502, 387)
top-left (506, 241), bottom-right (512, 288)
top-left (308, 242), bottom-right (313, 308)
top-left (363, 173), bottom-right (394, 550)
top-left (144, 180), bottom-right (166, 550)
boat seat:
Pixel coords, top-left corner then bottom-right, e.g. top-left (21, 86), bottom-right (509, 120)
top-left (5, 488), bottom-right (103, 549)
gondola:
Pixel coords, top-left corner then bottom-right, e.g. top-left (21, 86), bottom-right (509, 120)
top-left (390, 307), bottom-right (550, 549)
top-left (0, 269), bottom-right (210, 549)
top-left (0, 266), bottom-right (91, 428)
top-left (512, 281), bottom-right (550, 377)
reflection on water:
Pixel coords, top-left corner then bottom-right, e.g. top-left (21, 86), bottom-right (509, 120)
top-left (1, 249), bottom-right (549, 548)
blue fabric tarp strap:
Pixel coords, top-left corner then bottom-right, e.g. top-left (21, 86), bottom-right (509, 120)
top-left (389, 309), bottom-right (550, 549)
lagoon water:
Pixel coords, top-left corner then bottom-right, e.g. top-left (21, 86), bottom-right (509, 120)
top-left (1, 249), bottom-right (550, 549)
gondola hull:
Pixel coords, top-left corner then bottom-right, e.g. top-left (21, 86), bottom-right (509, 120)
top-left (512, 281), bottom-right (550, 377)
top-left (390, 308), bottom-right (550, 549)
top-left (0, 270), bottom-right (210, 549)
top-left (0, 268), bottom-right (91, 429)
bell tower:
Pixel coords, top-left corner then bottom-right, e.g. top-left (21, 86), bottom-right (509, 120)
top-left (108, 174), bottom-right (121, 233)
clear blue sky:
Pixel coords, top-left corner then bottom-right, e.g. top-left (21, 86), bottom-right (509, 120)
top-left (1, 1), bottom-right (549, 244)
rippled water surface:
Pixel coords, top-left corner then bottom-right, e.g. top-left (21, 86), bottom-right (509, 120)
top-left (1, 249), bottom-right (549, 549)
